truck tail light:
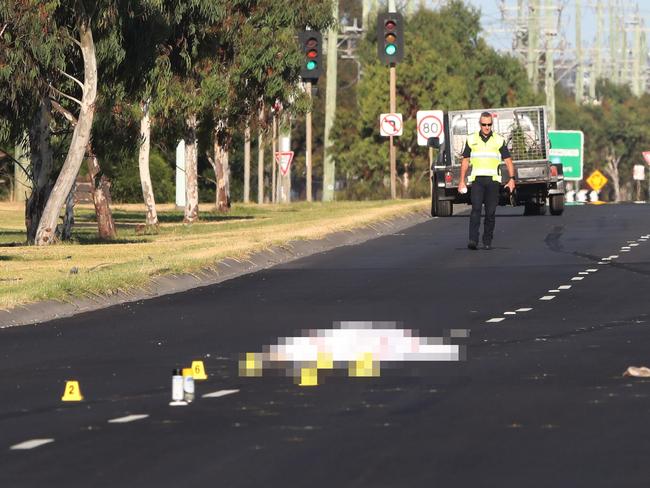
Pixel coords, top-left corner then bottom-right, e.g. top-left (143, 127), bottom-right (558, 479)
top-left (550, 165), bottom-right (558, 177)
top-left (445, 172), bottom-right (452, 183)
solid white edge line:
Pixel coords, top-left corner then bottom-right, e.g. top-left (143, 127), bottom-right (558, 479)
top-left (558, 285), bottom-right (572, 290)
top-left (516, 308), bottom-right (533, 312)
top-left (540, 296), bottom-right (555, 300)
top-left (202, 389), bottom-right (240, 398)
top-left (486, 318), bottom-right (505, 323)
top-left (108, 414), bottom-right (149, 424)
top-left (10, 439), bottom-right (55, 450)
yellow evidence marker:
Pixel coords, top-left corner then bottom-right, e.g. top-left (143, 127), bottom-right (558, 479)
top-left (191, 360), bottom-right (208, 380)
top-left (317, 352), bottom-right (333, 370)
top-left (61, 380), bottom-right (84, 401)
top-left (240, 352), bottom-right (263, 377)
top-left (299, 368), bottom-right (318, 387)
top-left (349, 353), bottom-right (379, 378)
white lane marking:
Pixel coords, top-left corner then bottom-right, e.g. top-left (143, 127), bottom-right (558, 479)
top-left (630, 243), bottom-right (639, 247)
top-left (202, 389), bottom-right (240, 398)
top-left (586, 269), bottom-right (598, 273)
top-left (579, 272), bottom-right (589, 275)
top-left (598, 261), bottom-right (609, 265)
top-left (504, 311), bottom-right (517, 315)
top-left (516, 308), bottom-right (533, 312)
top-left (558, 285), bottom-right (572, 290)
top-left (10, 439), bottom-right (54, 450)
top-left (540, 296), bottom-right (556, 301)
top-left (548, 289), bottom-right (561, 293)
top-left (571, 277), bottom-right (584, 281)
top-left (108, 414), bottom-right (149, 424)
top-left (621, 247), bottom-right (631, 250)
top-left (610, 255), bottom-right (619, 259)
top-left (486, 318), bottom-right (505, 323)
top-left (621, 249), bottom-right (630, 252)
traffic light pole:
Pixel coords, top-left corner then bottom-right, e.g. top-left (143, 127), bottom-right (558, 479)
top-left (305, 81), bottom-right (313, 202)
top-left (389, 65), bottom-right (397, 199)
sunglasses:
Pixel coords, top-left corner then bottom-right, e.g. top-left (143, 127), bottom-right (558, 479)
top-left (480, 123), bottom-right (492, 127)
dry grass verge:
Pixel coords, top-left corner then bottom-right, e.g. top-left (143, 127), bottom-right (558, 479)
top-left (0, 200), bottom-right (427, 310)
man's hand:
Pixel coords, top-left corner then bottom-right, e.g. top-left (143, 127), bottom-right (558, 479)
top-left (505, 179), bottom-right (516, 193)
top-left (458, 181), bottom-right (467, 194)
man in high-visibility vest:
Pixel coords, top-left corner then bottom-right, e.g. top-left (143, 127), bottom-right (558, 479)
top-left (458, 112), bottom-right (516, 250)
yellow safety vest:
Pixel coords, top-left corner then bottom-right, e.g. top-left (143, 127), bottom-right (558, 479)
top-left (467, 132), bottom-right (505, 182)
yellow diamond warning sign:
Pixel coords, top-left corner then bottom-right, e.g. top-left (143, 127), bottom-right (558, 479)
top-left (586, 169), bottom-right (608, 192)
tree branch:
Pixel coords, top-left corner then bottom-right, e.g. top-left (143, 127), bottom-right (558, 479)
top-left (0, 23), bottom-right (7, 39)
top-left (0, 146), bottom-right (33, 182)
top-left (58, 69), bottom-right (85, 92)
top-left (49, 85), bottom-right (82, 107)
top-left (50, 99), bottom-right (78, 125)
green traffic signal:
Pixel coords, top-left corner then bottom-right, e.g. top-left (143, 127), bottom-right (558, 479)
top-left (306, 60), bottom-right (317, 70)
top-left (385, 44), bottom-right (396, 56)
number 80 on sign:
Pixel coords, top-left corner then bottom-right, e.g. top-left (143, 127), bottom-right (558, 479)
top-left (417, 110), bottom-right (445, 146)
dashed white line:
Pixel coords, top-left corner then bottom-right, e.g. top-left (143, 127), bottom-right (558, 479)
top-left (486, 318), bottom-right (506, 323)
top-left (571, 277), bottom-right (584, 281)
top-left (586, 269), bottom-right (598, 273)
top-left (621, 249), bottom-right (630, 252)
top-left (202, 389), bottom-right (240, 398)
top-left (548, 289), bottom-right (561, 293)
top-left (108, 414), bottom-right (149, 424)
top-left (579, 272), bottom-right (589, 275)
top-left (598, 261), bottom-right (609, 265)
top-left (630, 243), bottom-right (640, 247)
top-left (621, 247), bottom-right (631, 250)
top-left (504, 311), bottom-right (517, 315)
top-left (540, 296), bottom-right (555, 301)
top-left (558, 285), bottom-right (572, 290)
top-left (516, 308), bottom-right (533, 312)
top-left (10, 439), bottom-right (54, 450)
top-left (610, 255), bottom-right (620, 259)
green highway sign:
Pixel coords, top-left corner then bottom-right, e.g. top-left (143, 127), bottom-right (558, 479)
top-left (548, 130), bottom-right (584, 181)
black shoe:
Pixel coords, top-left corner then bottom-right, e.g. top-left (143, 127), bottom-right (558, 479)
top-left (483, 243), bottom-right (493, 250)
top-left (467, 241), bottom-right (478, 250)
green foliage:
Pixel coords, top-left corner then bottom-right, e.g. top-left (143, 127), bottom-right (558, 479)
top-left (331, 1), bottom-right (540, 198)
top-left (110, 149), bottom-right (175, 203)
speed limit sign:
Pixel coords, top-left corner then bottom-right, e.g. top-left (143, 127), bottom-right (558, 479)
top-left (416, 110), bottom-right (445, 146)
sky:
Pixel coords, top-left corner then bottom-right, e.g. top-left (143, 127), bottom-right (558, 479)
top-left (458, 1), bottom-right (650, 55)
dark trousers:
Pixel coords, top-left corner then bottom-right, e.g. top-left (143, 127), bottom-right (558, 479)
top-left (469, 176), bottom-right (500, 244)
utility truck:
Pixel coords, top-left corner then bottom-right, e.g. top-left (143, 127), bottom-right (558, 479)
top-left (430, 106), bottom-right (565, 217)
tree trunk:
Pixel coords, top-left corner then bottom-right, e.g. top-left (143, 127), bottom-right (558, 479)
top-left (212, 129), bottom-right (231, 213)
top-left (257, 106), bottom-right (265, 204)
top-left (603, 147), bottom-right (621, 202)
top-left (86, 149), bottom-right (116, 239)
top-left (35, 20), bottom-right (97, 245)
top-left (25, 97), bottom-right (54, 244)
top-left (184, 113), bottom-right (199, 223)
top-left (58, 183), bottom-right (75, 241)
top-left (138, 100), bottom-right (158, 227)
top-left (244, 124), bottom-right (251, 203)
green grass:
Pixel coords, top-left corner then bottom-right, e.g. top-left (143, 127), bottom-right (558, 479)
top-left (0, 200), bottom-right (427, 310)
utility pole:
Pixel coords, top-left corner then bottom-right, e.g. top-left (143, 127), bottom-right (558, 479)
top-left (388, 0), bottom-right (397, 199)
top-left (590, 0), bottom-right (603, 100)
top-left (544, 0), bottom-right (556, 129)
top-left (527, 0), bottom-right (539, 92)
top-left (575, 0), bottom-right (584, 104)
top-left (632, 7), bottom-right (641, 96)
top-left (322, 0), bottom-right (338, 201)
top-left (608, 0), bottom-right (617, 82)
top-left (243, 124), bottom-right (250, 203)
top-left (305, 81), bottom-right (313, 202)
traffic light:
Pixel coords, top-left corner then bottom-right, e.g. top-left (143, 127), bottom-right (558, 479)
top-left (298, 30), bottom-right (323, 80)
top-left (377, 12), bottom-right (404, 65)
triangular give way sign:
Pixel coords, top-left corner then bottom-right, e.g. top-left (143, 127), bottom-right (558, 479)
top-left (275, 151), bottom-right (294, 176)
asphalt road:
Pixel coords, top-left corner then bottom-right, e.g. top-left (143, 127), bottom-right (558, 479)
top-left (1, 203), bottom-right (650, 488)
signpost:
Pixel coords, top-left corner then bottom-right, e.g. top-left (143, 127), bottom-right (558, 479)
top-left (275, 151), bottom-right (294, 177)
top-left (586, 169), bottom-right (608, 192)
top-left (548, 130), bottom-right (584, 181)
top-left (416, 110), bottom-right (445, 146)
top-left (379, 113), bottom-right (403, 137)
top-left (633, 164), bottom-right (645, 201)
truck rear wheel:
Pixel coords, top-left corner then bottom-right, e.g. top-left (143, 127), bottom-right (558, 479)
top-left (549, 194), bottom-right (565, 215)
top-left (437, 200), bottom-right (453, 217)
top-left (524, 202), bottom-right (546, 216)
